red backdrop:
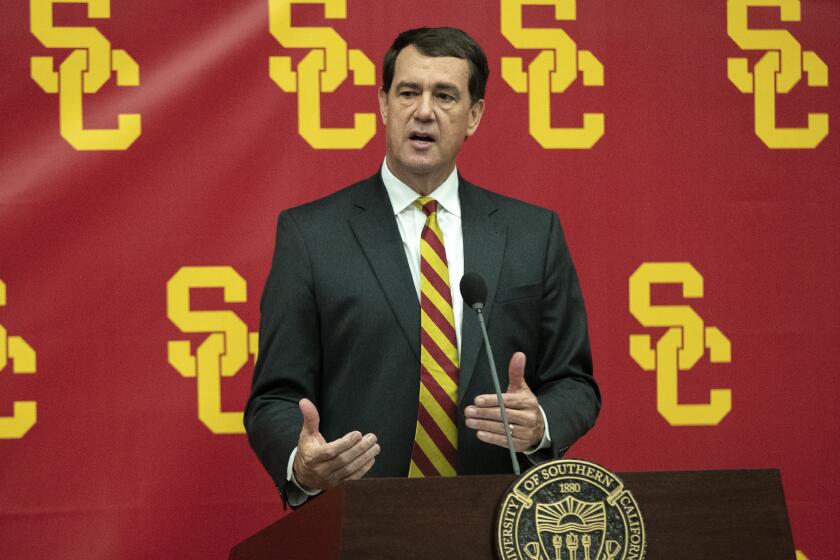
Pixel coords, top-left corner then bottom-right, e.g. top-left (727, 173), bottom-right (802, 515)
top-left (1, 1), bottom-right (837, 558)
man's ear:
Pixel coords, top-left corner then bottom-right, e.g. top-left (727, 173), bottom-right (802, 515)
top-left (466, 99), bottom-right (485, 137)
top-left (378, 88), bottom-right (389, 126)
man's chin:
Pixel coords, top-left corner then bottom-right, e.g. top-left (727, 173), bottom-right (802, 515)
top-left (393, 155), bottom-right (440, 176)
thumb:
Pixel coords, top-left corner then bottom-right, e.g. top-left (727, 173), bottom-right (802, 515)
top-left (299, 398), bottom-right (320, 436)
top-left (507, 352), bottom-right (527, 393)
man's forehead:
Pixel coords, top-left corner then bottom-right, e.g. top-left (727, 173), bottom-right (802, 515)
top-left (392, 45), bottom-right (470, 89)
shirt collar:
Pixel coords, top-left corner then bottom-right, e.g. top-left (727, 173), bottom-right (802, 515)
top-left (381, 158), bottom-right (461, 218)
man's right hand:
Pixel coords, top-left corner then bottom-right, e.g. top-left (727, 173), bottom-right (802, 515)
top-left (293, 398), bottom-right (380, 491)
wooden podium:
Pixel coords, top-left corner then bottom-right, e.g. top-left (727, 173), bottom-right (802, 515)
top-left (230, 469), bottom-right (796, 559)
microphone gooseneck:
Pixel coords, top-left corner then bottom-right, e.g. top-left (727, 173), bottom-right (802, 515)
top-left (459, 273), bottom-right (521, 476)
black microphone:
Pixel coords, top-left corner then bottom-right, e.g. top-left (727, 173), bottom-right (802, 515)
top-left (460, 272), bottom-right (487, 310)
top-left (459, 272), bottom-right (521, 475)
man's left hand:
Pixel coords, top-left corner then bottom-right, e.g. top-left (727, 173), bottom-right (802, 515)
top-left (464, 352), bottom-right (544, 451)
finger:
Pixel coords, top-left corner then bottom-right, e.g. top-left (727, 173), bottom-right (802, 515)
top-left (473, 393), bottom-right (529, 408)
top-left (472, 393), bottom-right (499, 408)
top-left (299, 398), bottom-right (320, 436)
top-left (465, 417), bottom-right (510, 436)
top-left (468, 418), bottom-right (542, 446)
top-left (323, 433), bottom-right (377, 472)
top-left (329, 439), bottom-right (381, 481)
top-left (465, 407), bottom-right (534, 426)
top-left (297, 435), bottom-right (375, 490)
top-left (308, 430), bottom-right (364, 462)
top-left (346, 457), bottom-right (376, 480)
top-left (507, 352), bottom-right (527, 392)
top-left (466, 418), bottom-right (535, 441)
top-left (469, 393), bottom-right (532, 412)
top-left (476, 430), bottom-right (530, 451)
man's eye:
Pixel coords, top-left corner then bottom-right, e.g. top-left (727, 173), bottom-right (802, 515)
top-left (399, 91), bottom-right (417, 98)
top-left (437, 93), bottom-right (454, 102)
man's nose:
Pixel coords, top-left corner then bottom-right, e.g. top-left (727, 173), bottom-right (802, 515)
top-left (414, 93), bottom-right (434, 121)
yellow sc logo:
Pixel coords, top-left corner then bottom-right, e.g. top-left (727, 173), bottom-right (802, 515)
top-left (500, 0), bottom-right (604, 149)
top-left (268, 0), bottom-right (376, 149)
top-left (166, 267), bottom-right (258, 435)
top-left (0, 281), bottom-right (38, 439)
top-left (30, 0), bottom-right (141, 151)
top-left (727, 0), bottom-right (828, 149)
top-left (629, 263), bottom-right (732, 426)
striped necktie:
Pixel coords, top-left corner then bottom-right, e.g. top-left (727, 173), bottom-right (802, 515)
top-left (408, 196), bottom-right (459, 477)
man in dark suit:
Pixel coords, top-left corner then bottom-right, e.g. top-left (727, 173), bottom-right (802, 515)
top-left (245, 27), bottom-right (600, 507)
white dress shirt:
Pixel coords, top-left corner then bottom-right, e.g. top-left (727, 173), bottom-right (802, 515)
top-left (381, 160), bottom-right (465, 354)
top-left (285, 161), bottom-right (550, 504)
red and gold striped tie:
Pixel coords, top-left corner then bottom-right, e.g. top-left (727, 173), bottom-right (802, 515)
top-left (409, 197), bottom-right (459, 477)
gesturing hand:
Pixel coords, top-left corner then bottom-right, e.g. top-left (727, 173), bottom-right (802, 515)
top-left (464, 352), bottom-right (545, 452)
top-left (293, 398), bottom-right (380, 491)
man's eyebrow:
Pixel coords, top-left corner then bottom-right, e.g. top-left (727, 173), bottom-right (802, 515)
top-left (434, 82), bottom-right (461, 94)
top-left (393, 80), bottom-right (462, 94)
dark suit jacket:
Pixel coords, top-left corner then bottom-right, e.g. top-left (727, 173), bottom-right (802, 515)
top-left (244, 171), bottom-right (600, 506)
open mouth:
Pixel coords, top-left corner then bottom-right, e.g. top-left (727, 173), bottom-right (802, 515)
top-left (409, 133), bottom-right (435, 144)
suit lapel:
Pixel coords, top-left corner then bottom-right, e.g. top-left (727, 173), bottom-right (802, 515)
top-left (349, 173), bottom-right (420, 360)
top-left (458, 178), bottom-right (506, 403)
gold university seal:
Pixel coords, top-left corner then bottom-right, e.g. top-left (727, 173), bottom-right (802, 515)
top-left (496, 459), bottom-right (645, 560)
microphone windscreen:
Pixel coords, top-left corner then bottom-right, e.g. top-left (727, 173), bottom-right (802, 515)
top-left (460, 272), bottom-right (487, 309)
